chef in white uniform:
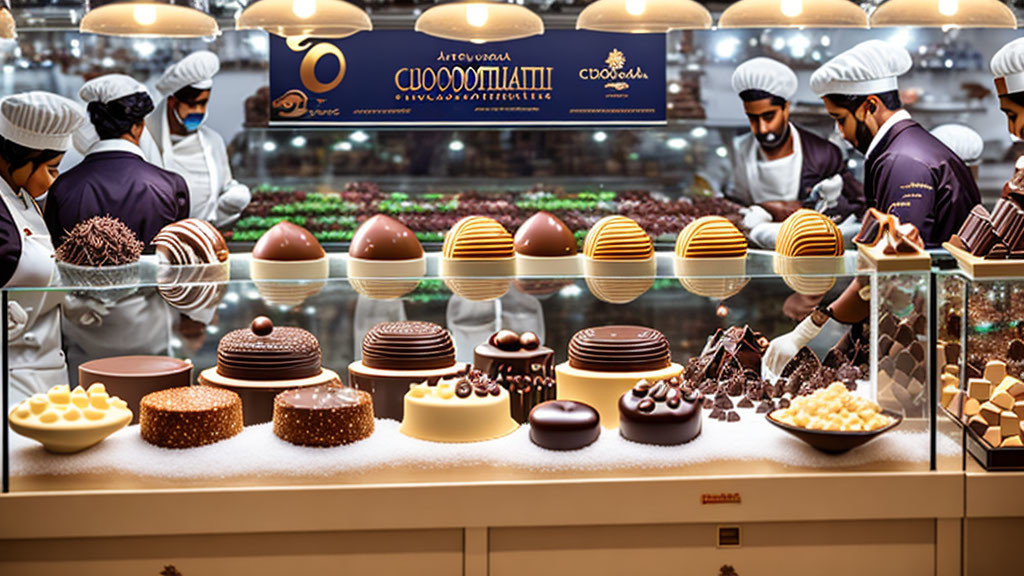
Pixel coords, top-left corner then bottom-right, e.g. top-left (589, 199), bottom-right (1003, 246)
top-left (930, 124), bottom-right (984, 180)
top-left (148, 51), bottom-right (251, 227)
top-left (0, 92), bottom-right (85, 407)
top-left (729, 57), bottom-right (865, 248)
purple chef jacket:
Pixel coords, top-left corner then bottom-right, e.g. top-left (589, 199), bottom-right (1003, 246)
top-left (795, 125), bottom-right (867, 221)
top-left (45, 140), bottom-right (189, 248)
top-left (864, 118), bottom-right (980, 248)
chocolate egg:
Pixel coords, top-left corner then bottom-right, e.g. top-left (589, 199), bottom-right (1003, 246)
top-left (251, 316), bottom-right (274, 336)
top-left (252, 221), bottom-right (325, 261)
top-left (442, 216), bottom-right (514, 260)
top-left (519, 331), bottom-right (540, 350)
top-left (349, 215), bottom-right (424, 261)
top-left (776, 209), bottom-right (843, 257)
top-left (583, 215), bottom-right (653, 261)
top-left (514, 212), bottom-right (577, 257)
top-left (492, 329), bottom-right (521, 351)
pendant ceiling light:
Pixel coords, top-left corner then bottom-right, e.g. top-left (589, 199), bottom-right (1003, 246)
top-left (870, 0), bottom-right (1017, 28)
top-left (80, 0), bottom-right (219, 37)
top-left (415, 1), bottom-right (544, 43)
top-left (576, 0), bottom-right (713, 33)
top-left (237, 0), bottom-right (372, 38)
top-left (0, 0), bottom-right (15, 40)
top-left (718, 0), bottom-right (869, 28)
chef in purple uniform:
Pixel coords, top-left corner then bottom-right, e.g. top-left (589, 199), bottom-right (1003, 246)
top-left (763, 40), bottom-right (980, 377)
top-left (730, 57), bottom-right (865, 248)
top-left (0, 92), bottom-right (85, 406)
top-left (44, 74), bottom-right (189, 247)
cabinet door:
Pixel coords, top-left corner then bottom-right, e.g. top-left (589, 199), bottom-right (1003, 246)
top-left (490, 520), bottom-right (936, 576)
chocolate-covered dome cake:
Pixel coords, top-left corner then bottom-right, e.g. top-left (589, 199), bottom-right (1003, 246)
top-left (556, 325), bottom-right (682, 429)
top-left (199, 316), bottom-right (342, 425)
top-left (349, 321), bottom-right (468, 420)
top-left (347, 215), bottom-right (426, 299)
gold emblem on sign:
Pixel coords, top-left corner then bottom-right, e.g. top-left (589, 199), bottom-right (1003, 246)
top-left (579, 48), bottom-right (649, 94)
top-left (289, 37), bottom-right (347, 94)
top-left (605, 49), bottom-right (625, 71)
top-left (272, 89), bottom-right (309, 119)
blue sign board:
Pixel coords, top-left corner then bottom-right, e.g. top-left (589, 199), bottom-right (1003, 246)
top-left (269, 30), bottom-right (666, 127)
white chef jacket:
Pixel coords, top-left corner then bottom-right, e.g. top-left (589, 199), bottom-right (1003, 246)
top-left (147, 98), bottom-right (251, 227)
top-left (731, 124), bottom-right (804, 206)
top-left (2, 178), bottom-right (68, 409)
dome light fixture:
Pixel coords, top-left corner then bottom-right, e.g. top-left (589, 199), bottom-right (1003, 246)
top-left (236, 0), bottom-right (372, 38)
top-left (576, 0), bottom-right (713, 33)
top-left (415, 0), bottom-right (544, 44)
top-left (718, 0), bottom-right (869, 29)
top-left (80, 0), bottom-right (219, 38)
top-left (870, 0), bottom-right (1017, 29)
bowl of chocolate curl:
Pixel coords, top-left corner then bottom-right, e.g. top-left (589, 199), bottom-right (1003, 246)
top-left (56, 215), bottom-right (144, 303)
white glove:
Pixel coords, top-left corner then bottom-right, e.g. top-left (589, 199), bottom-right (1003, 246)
top-left (740, 205), bottom-right (773, 231)
top-left (748, 222), bottom-right (783, 250)
top-left (215, 181), bottom-right (252, 228)
top-left (762, 315), bottom-right (827, 380)
top-left (810, 174), bottom-right (843, 213)
top-left (63, 294), bottom-right (109, 327)
top-left (7, 301), bottom-right (29, 340)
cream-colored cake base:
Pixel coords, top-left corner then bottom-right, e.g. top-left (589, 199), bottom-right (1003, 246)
top-left (400, 382), bottom-right (519, 443)
top-left (347, 257), bottom-right (424, 300)
top-left (673, 256), bottom-right (749, 299)
top-left (250, 257), bottom-right (330, 307)
top-left (441, 257), bottom-right (515, 301)
top-left (772, 254), bottom-right (842, 296)
top-left (198, 368), bottom-right (341, 390)
top-left (516, 254), bottom-right (581, 277)
top-left (555, 362), bottom-right (683, 429)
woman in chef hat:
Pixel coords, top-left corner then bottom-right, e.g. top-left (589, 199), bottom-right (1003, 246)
top-left (0, 92), bottom-right (85, 406)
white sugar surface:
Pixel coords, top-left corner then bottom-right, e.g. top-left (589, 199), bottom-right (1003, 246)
top-left (10, 413), bottom-right (960, 481)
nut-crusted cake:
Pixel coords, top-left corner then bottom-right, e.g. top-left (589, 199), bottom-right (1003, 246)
top-left (273, 385), bottom-right (374, 447)
top-left (199, 317), bottom-right (342, 425)
top-left (348, 321), bottom-right (468, 420)
top-left (140, 386), bottom-right (243, 448)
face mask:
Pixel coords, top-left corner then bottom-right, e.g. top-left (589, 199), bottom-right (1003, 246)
top-left (853, 117), bottom-right (874, 155)
top-left (756, 122), bottom-right (789, 151)
top-left (174, 107), bottom-right (205, 133)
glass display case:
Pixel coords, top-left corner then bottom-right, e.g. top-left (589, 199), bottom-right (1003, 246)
top-left (3, 250), bottom-right (954, 492)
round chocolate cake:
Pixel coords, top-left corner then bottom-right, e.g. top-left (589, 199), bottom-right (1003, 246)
top-left (619, 378), bottom-right (702, 446)
top-left (216, 316), bottom-right (321, 381)
top-left (199, 317), bottom-right (341, 425)
top-left (361, 321), bottom-right (456, 371)
top-left (273, 385), bottom-right (374, 447)
top-left (349, 321), bottom-right (467, 420)
top-left (140, 386), bottom-right (243, 449)
top-left (568, 326), bottom-right (671, 373)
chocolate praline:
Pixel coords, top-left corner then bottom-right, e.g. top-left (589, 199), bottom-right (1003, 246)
top-left (349, 214), bottom-right (424, 260)
top-left (253, 221), bottom-right (325, 261)
top-left (529, 400), bottom-right (600, 450)
top-left (619, 379), bottom-right (702, 446)
top-left (514, 211), bottom-right (578, 257)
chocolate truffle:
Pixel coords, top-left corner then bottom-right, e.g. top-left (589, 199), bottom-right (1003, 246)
top-left (514, 211), bottom-right (577, 257)
top-left (198, 317), bottom-right (341, 425)
top-left (140, 386), bottom-right (243, 448)
top-left (152, 218), bottom-right (229, 265)
top-left (349, 214), bottom-right (423, 260)
top-left (529, 400), bottom-right (600, 450)
top-left (349, 321), bottom-right (467, 420)
top-left (273, 385), bottom-right (374, 447)
top-left (252, 221), bottom-right (325, 261)
top-left (568, 326), bottom-right (670, 373)
top-left (474, 330), bottom-right (556, 423)
top-left (619, 379), bottom-right (702, 446)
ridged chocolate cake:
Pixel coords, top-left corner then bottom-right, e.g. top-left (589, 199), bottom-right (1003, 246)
top-left (568, 326), bottom-right (671, 373)
top-left (349, 321), bottom-right (468, 420)
top-left (199, 317), bottom-right (342, 425)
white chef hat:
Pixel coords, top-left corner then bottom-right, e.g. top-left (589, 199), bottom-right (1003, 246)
top-left (0, 91), bottom-right (85, 151)
top-left (156, 51), bottom-right (220, 98)
top-left (931, 124), bottom-right (984, 166)
top-left (79, 74), bottom-right (150, 104)
top-left (991, 38), bottom-right (1024, 96)
top-left (732, 57), bottom-right (798, 102)
top-left (810, 40), bottom-right (912, 97)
